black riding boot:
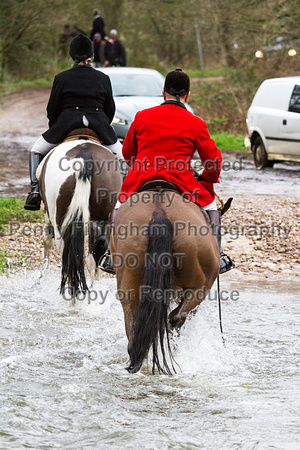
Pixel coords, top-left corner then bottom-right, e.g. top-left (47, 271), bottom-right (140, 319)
top-left (24, 152), bottom-right (44, 211)
top-left (206, 209), bottom-right (235, 274)
top-left (98, 239), bottom-right (115, 274)
top-left (98, 160), bottom-right (127, 275)
top-left (97, 208), bottom-right (118, 274)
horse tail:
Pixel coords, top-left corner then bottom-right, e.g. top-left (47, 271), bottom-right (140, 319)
top-left (60, 146), bottom-right (94, 296)
top-left (127, 204), bottom-right (176, 375)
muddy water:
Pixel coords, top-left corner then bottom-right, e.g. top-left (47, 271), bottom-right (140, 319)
top-left (0, 269), bottom-right (299, 449)
top-left (1, 134), bottom-right (299, 198)
top-left (1, 90), bottom-right (299, 448)
top-left (1, 87), bottom-right (299, 198)
top-left (218, 154), bottom-right (300, 198)
top-left (0, 135), bottom-right (36, 197)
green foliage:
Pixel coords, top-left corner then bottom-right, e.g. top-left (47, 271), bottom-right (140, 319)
top-left (0, 250), bottom-right (8, 274)
top-left (0, 79), bottom-right (53, 96)
top-left (0, 0), bottom-right (299, 136)
top-left (1, 0), bottom-right (299, 82)
top-left (187, 67), bottom-right (230, 78)
top-left (0, 198), bottom-right (44, 232)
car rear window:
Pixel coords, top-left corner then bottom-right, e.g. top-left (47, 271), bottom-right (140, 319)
top-left (108, 73), bottom-right (164, 97)
top-left (288, 85), bottom-right (300, 113)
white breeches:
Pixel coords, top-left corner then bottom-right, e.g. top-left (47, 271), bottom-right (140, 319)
top-left (30, 137), bottom-right (56, 156)
top-left (31, 136), bottom-right (125, 162)
top-left (201, 199), bottom-right (217, 211)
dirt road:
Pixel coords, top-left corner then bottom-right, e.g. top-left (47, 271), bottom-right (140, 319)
top-left (0, 88), bottom-right (50, 197)
top-left (0, 88), bottom-right (299, 279)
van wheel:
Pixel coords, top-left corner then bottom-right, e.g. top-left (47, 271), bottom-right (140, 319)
top-left (253, 136), bottom-right (274, 170)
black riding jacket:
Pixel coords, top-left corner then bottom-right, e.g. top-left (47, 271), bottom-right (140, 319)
top-left (43, 64), bottom-right (117, 145)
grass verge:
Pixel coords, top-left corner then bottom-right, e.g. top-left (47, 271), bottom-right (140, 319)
top-left (0, 197), bottom-right (44, 273)
top-left (0, 197), bottom-right (44, 231)
top-left (0, 79), bottom-right (52, 97)
top-left (210, 133), bottom-right (247, 151)
top-left (0, 250), bottom-right (8, 274)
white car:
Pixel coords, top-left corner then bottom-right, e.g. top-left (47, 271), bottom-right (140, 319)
top-left (97, 67), bottom-right (194, 142)
top-left (245, 76), bottom-right (300, 169)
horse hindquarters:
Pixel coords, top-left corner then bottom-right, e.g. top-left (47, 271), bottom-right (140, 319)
top-left (126, 206), bottom-right (175, 375)
top-left (59, 148), bottom-right (94, 296)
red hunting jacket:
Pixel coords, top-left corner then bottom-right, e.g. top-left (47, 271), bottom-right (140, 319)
top-left (119, 101), bottom-right (222, 206)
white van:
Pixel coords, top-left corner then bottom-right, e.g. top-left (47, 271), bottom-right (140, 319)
top-left (245, 76), bottom-right (300, 169)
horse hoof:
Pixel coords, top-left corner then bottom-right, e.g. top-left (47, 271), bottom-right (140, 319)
top-left (169, 312), bottom-right (187, 329)
top-left (125, 363), bottom-right (141, 374)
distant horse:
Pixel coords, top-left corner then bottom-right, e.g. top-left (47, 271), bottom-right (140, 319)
top-left (37, 132), bottom-right (122, 298)
top-left (111, 185), bottom-right (220, 374)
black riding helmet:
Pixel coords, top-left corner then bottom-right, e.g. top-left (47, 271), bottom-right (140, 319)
top-left (69, 34), bottom-right (93, 61)
top-left (164, 68), bottom-right (190, 101)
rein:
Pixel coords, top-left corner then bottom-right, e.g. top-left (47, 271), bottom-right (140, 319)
top-left (217, 275), bottom-right (226, 346)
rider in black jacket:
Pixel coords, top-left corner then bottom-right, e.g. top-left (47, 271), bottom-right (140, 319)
top-left (24, 34), bottom-right (123, 211)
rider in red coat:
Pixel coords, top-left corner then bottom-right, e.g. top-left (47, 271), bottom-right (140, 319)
top-left (99, 68), bottom-right (234, 275)
top-left (120, 94), bottom-right (222, 207)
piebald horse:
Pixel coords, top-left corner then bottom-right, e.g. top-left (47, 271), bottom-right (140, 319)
top-left (111, 186), bottom-right (220, 374)
top-left (37, 132), bottom-right (122, 298)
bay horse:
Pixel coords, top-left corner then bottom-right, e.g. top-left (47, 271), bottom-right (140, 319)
top-left (37, 131), bottom-right (122, 298)
top-left (110, 185), bottom-right (220, 374)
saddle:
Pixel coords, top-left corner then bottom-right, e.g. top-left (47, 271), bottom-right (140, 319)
top-left (139, 180), bottom-right (233, 216)
top-left (63, 128), bottom-right (102, 145)
top-left (139, 179), bottom-right (181, 194)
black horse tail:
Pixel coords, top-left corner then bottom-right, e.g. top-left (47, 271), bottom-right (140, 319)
top-left (127, 205), bottom-right (176, 375)
top-left (60, 146), bottom-right (94, 296)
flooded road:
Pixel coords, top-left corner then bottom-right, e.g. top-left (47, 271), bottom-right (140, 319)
top-left (1, 269), bottom-right (299, 449)
top-left (218, 154), bottom-right (300, 198)
top-left (0, 86), bottom-right (300, 198)
top-left (1, 88), bottom-right (299, 448)
top-left (1, 136), bottom-right (300, 198)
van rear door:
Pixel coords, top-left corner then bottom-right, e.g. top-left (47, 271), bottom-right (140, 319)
top-left (280, 84), bottom-right (300, 158)
top-left (251, 81), bottom-right (289, 155)
top-left (257, 82), bottom-right (293, 156)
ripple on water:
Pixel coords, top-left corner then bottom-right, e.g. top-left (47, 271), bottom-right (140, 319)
top-left (0, 269), bottom-right (299, 448)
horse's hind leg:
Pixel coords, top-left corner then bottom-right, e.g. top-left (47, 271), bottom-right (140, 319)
top-left (169, 286), bottom-right (210, 329)
top-left (86, 221), bottom-right (108, 285)
top-left (43, 215), bottom-right (54, 267)
top-left (86, 253), bottom-right (99, 285)
top-left (169, 298), bottom-right (189, 329)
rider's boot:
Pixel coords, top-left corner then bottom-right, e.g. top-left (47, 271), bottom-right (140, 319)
top-left (98, 147), bottom-right (128, 275)
top-left (98, 208), bottom-right (118, 275)
top-left (24, 152), bottom-right (44, 211)
top-left (206, 209), bottom-right (235, 274)
top-left (98, 238), bottom-right (115, 274)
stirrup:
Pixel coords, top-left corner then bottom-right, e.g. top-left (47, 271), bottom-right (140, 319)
top-left (98, 251), bottom-right (115, 275)
top-left (24, 192), bottom-right (41, 211)
top-left (220, 252), bottom-right (235, 274)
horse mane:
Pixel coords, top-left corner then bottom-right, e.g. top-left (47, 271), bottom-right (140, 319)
top-left (126, 203), bottom-right (177, 375)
